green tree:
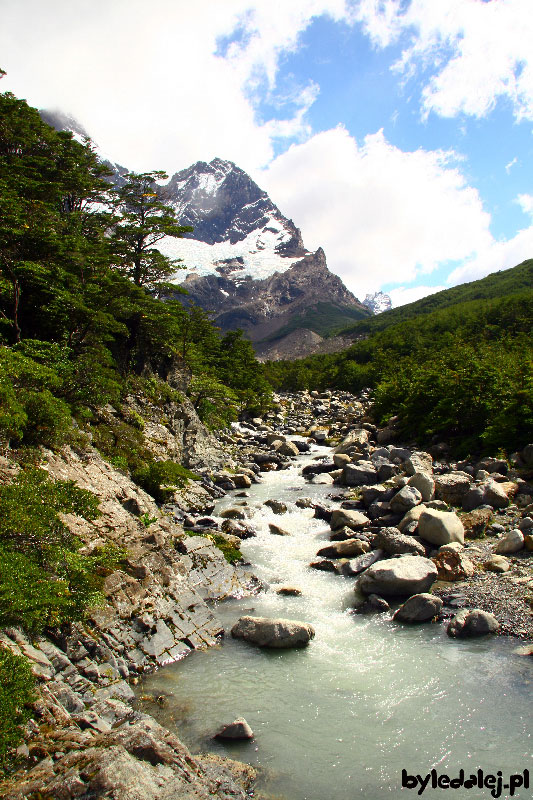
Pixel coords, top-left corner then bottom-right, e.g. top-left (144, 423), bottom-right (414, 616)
top-left (111, 171), bottom-right (192, 288)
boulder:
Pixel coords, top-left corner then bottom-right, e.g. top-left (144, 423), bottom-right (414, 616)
top-left (394, 593), bottom-right (443, 623)
top-left (233, 474), bottom-right (252, 488)
top-left (397, 504), bottom-right (427, 532)
top-left (215, 717), bottom-right (254, 740)
top-left (264, 499), bottom-right (287, 514)
top-left (482, 480), bottom-right (510, 509)
top-left (462, 486), bottom-right (486, 511)
top-left (231, 616), bottom-right (315, 648)
top-left (375, 527), bottom-right (426, 556)
top-left (461, 507), bottom-right (492, 539)
top-left (493, 529), bottom-right (524, 554)
top-left (408, 472), bottom-right (435, 502)
top-left (278, 440), bottom-right (300, 457)
top-left (418, 508), bottom-right (464, 546)
top-left (483, 555), bottom-right (510, 573)
top-left (390, 485), bottom-right (422, 514)
top-left (311, 473), bottom-right (334, 485)
top-left (334, 428), bottom-right (369, 455)
top-left (405, 451), bottom-right (433, 476)
top-left (432, 550), bottom-right (474, 581)
top-left (220, 507), bottom-right (246, 521)
top-left (330, 509), bottom-right (370, 531)
top-left (522, 444), bottom-right (533, 466)
top-left (343, 461), bottom-right (378, 487)
top-left (340, 549), bottom-right (384, 576)
top-left (317, 539), bottom-right (370, 559)
top-left (447, 609), bottom-right (499, 637)
top-left (434, 472), bottom-right (472, 505)
top-left (475, 456), bottom-right (508, 475)
top-left (333, 453), bottom-right (351, 468)
top-left (268, 523), bottom-right (291, 537)
top-left (357, 593), bottom-right (391, 613)
top-left (275, 586), bottom-right (302, 596)
top-left (358, 556), bottom-right (438, 598)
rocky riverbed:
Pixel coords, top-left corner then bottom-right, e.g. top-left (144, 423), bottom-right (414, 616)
top-left (1, 388), bottom-right (532, 799)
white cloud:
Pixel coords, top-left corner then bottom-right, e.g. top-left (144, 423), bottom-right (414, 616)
top-left (389, 284), bottom-right (446, 307)
top-left (447, 224), bottom-right (533, 285)
top-left (516, 193), bottom-right (533, 218)
top-left (0, 0), bottom-right (349, 173)
top-left (357, 0), bottom-right (533, 123)
top-left (259, 126), bottom-right (492, 298)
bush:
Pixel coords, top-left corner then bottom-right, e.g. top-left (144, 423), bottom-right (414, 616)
top-left (0, 647), bottom-right (35, 775)
top-left (133, 459), bottom-right (199, 503)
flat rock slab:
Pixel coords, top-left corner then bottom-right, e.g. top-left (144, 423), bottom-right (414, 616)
top-left (231, 616), bottom-right (315, 648)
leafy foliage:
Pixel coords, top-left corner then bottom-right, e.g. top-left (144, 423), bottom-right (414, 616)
top-left (0, 647), bottom-right (35, 775)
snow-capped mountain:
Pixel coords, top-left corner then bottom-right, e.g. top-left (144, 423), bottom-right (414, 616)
top-left (363, 291), bottom-right (392, 314)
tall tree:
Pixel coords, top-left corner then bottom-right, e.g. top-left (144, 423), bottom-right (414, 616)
top-left (111, 171), bottom-right (192, 289)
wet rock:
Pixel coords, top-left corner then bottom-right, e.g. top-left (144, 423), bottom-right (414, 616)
top-left (302, 461), bottom-right (336, 476)
top-left (340, 549), bottom-right (384, 576)
top-left (231, 616), bottom-right (315, 648)
top-left (295, 497), bottom-right (315, 509)
top-left (221, 519), bottom-right (256, 539)
top-left (268, 523), bottom-right (291, 537)
top-left (358, 556), bottom-right (438, 598)
top-left (394, 593), bottom-right (443, 623)
top-left (215, 717), bottom-right (254, 741)
top-left (432, 550), bottom-right (474, 581)
top-left (220, 507), bottom-right (246, 521)
top-left (233, 474), bottom-right (252, 489)
top-left (278, 440), bottom-right (300, 457)
top-left (447, 609), bottom-right (500, 637)
top-left (390, 485), bottom-right (422, 514)
top-left (418, 508), bottom-right (464, 546)
top-left (309, 559), bottom-right (338, 572)
top-left (317, 539), bottom-right (370, 559)
top-left (265, 499), bottom-right (287, 514)
top-left (330, 509), bottom-right (370, 530)
top-left (375, 528), bottom-right (426, 556)
top-left (357, 593), bottom-right (391, 614)
top-left (275, 586), bottom-right (302, 596)
top-left (493, 529), bottom-right (524, 554)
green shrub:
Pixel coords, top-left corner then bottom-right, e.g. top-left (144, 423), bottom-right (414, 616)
top-left (133, 460), bottom-right (199, 503)
top-left (0, 647), bottom-right (35, 775)
top-left (184, 530), bottom-right (243, 564)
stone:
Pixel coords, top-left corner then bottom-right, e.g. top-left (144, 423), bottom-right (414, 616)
top-left (231, 616), bottom-right (315, 648)
top-left (434, 472), bottom-right (472, 505)
top-left (333, 453), bottom-right (351, 468)
top-left (390, 485), bottom-right (422, 513)
top-left (405, 451), bottom-right (433, 476)
top-left (340, 549), bottom-right (384, 576)
top-left (357, 593), bottom-right (391, 613)
top-left (482, 480), bottom-right (510, 509)
top-left (462, 486), bottom-right (486, 511)
top-left (220, 507), bottom-right (246, 520)
top-left (397, 504), bottom-right (427, 532)
top-left (268, 523), bottom-right (291, 537)
top-left (461, 507), bottom-right (492, 539)
top-left (278, 440), bottom-right (300, 457)
top-left (493, 529), bottom-right (524, 554)
top-left (408, 472), bottom-right (435, 502)
top-left (275, 586), bottom-right (302, 596)
top-left (334, 428), bottom-right (369, 455)
top-left (475, 456), bottom-right (508, 475)
top-left (375, 528), bottom-right (425, 556)
top-left (432, 550), bottom-right (474, 581)
top-left (317, 539), bottom-right (370, 559)
top-left (525, 534), bottom-right (533, 552)
top-left (233, 474), bottom-right (252, 488)
top-left (418, 508), bottom-right (465, 546)
top-left (483, 555), bottom-right (511, 573)
top-left (358, 556), bottom-right (438, 598)
top-left (215, 717), bottom-right (254, 741)
top-left (265, 499), bottom-right (287, 514)
top-left (518, 516), bottom-right (533, 531)
top-left (311, 473), bottom-right (335, 485)
top-left (343, 462), bottom-right (378, 486)
top-left (309, 559), bottom-right (338, 572)
top-left (394, 593), bottom-right (443, 623)
top-left (330, 509), bottom-right (370, 531)
top-left (522, 444), bottom-right (533, 466)
top-left (48, 681), bottom-right (86, 714)
top-left (447, 609), bottom-right (500, 637)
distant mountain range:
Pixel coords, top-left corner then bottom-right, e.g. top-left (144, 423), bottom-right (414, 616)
top-left (40, 110), bottom-right (392, 359)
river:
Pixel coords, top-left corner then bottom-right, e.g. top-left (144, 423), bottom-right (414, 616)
top-left (141, 442), bottom-right (532, 800)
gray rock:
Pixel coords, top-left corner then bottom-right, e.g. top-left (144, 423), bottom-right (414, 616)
top-left (358, 556), bottom-right (438, 598)
top-left (341, 549), bottom-right (384, 576)
top-left (334, 428), bottom-right (369, 455)
top-left (375, 528), bottom-right (426, 556)
top-left (357, 593), bottom-right (391, 613)
top-left (343, 461), bottom-right (378, 486)
top-left (394, 593), bottom-right (443, 623)
top-left (215, 717), bottom-right (254, 740)
top-left (408, 472), bottom-right (435, 502)
top-left (462, 486), bottom-right (486, 511)
top-left (390, 485), bottom-right (422, 513)
top-left (483, 555), bottom-right (511, 573)
top-left (483, 480), bottom-right (510, 509)
top-left (434, 472), bottom-right (472, 505)
top-left (418, 508), bottom-right (464, 546)
top-left (397, 504), bottom-right (427, 532)
top-left (231, 616), bottom-right (315, 648)
top-left (493, 529), bottom-right (524, 554)
top-left (330, 509), bottom-right (370, 530)
top-left (447, 609), bottom-right (500, 637)
top-left (405, 451), bottom-right (433, 476)
top-left (317, 538), bottom-right (370, 558)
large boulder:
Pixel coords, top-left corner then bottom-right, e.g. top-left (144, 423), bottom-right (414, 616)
top-left (397, 504), bottom-right (427, 532)
top-left (343, 461), bottom-right (378, 486)
top-left (405, 451), bottom-right (433, 476)
top-left (482, 480), bottom-right (510, 509)
top-left (390, 485), bottom-right (422, 514)
top-left (434, 472), bottom-right (472, 505)
top-left (418, 508), bottom-right (464, 546)
top-left (375, 527), bottom-right (426, 556)
top-left (358, 556), bottom-right (438, 598)
top-left (432, 550), bottom-right (474, 581)
top-left (408, 472), bottom-right (435, 502)
top-left (334, 428), bottom-right (369, 455)
top-left (447, 609), bottom-right (499, 637)
top-left (330, 509), bottom-right (370, 530)
top-left (394, 593), bottom-right (443, 623)
top-left (493, 529), bottom-right (524, 554)
top-left (231, 616), bottom-right (315, 648)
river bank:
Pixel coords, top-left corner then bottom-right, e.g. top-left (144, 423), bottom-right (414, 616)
top-left (1, 388), bottom-right (532, 798)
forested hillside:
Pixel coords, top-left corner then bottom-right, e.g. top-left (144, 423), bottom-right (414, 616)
top-left (265, 286), bottom-right (533, 455)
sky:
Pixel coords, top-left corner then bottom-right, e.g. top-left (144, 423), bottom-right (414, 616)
top-left (1, 0), bottom-right (533, 305)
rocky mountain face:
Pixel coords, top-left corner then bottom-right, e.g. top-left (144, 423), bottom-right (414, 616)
top-left (363, 291), bottom-right (392, 314)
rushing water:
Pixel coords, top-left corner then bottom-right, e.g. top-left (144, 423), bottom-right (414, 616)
top-left (141, 443), bottom-right (532, 800)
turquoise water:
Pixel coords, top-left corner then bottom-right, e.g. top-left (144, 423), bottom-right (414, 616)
top-left (141, 445), bottom-right (533, 800)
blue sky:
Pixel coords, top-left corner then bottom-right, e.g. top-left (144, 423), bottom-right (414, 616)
top-left (1, 0), bottom-right (532, 304)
